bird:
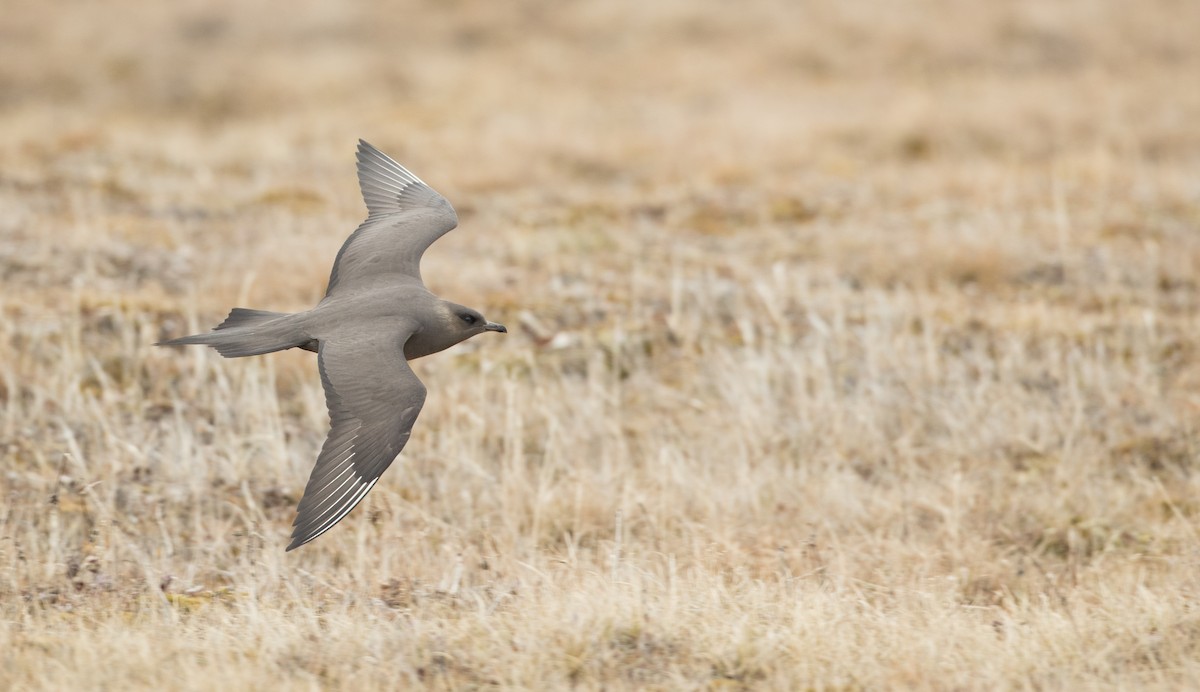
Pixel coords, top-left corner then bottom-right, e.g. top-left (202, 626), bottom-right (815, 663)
top-left (159, 140), bottom-right (507, 551)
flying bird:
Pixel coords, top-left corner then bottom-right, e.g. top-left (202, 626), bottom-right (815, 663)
top-left (160, 140), bottom-right (507, 551)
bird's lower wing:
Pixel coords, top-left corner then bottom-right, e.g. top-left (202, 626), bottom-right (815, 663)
top-left (287, 321), bottom-right (427, 551)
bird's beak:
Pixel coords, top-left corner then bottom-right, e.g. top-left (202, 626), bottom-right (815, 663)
top-left (484, 322), bottom-right (507, 333)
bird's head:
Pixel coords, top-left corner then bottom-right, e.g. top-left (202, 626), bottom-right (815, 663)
top-left (403, 301), bottom-right (506, 361)
top-left (444, 302), bottom-right (507, 341)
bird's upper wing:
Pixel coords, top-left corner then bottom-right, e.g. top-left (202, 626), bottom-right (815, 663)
top-left (287, 320), bottom-right (427, 551)
top-left (324, 140), bottom-right (459, 296)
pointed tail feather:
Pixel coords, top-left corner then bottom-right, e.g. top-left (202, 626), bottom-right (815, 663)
top-left (158, 308), bottom-right (311, 358)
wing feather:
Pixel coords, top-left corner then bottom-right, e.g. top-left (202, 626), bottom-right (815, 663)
top-left (286, 322), bottom-right (427, 551)
top-left (324, 141), bottom-right (458, 294)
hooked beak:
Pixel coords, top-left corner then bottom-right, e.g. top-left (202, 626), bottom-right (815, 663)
top-left (483, 321), bottom-right (507, 334)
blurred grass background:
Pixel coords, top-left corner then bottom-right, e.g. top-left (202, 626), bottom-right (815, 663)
top-left (2, 0), bottom-right (1200, 689)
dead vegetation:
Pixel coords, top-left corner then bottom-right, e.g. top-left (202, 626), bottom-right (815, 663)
top-left (2, 0), bottom-right (1200, 688)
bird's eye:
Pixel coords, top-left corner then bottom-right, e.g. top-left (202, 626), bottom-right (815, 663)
top-left (461, 313), bottom-right (477, 325)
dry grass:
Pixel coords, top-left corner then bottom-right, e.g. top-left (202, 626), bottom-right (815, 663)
top-left (3, 0), bottom-right (1200, 688)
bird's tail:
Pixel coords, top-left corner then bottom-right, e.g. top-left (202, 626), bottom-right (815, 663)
top-left (158, 308), bottom-right (313, 358)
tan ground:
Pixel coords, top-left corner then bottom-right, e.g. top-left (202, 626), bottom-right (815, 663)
top-left (2, 0), bottom-right (1200, 689)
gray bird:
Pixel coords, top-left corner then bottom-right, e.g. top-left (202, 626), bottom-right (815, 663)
top-left (160, 140), bottom-right (507, 551)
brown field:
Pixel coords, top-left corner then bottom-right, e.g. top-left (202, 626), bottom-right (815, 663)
top-left (2, 0), bottom-right (1200, 689)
